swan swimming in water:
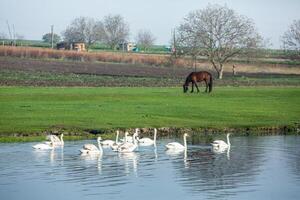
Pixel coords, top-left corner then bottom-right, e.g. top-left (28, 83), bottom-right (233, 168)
top-left (33, 134), bottom-right (62, 150)
top-left (211, 133), bottom-right (231, 149)
top-left (165, 133), bottom-right (189, 151)
top-left (32, 142), bottom-right (54, 150)
top-left (45, 134), bottom-right (64, 146)
top-left (120, 128), bottom-right (139, 143)
top-left (117, 132), bottom-right (139, 153)
top-left (100, 132), bottom-right (118, 147)
top-left (80, 137), bottom-right (103, 154)
top-left (138, 128), bottom-right (157, 146)
top-left (110, 130), bottom-right (123, 151)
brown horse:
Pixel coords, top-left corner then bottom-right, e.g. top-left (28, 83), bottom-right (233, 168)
top-left (183, 71), bottom-right (213, 93)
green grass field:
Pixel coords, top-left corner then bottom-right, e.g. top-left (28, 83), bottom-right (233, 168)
top-left (0, 87), bottom-right (299, 135)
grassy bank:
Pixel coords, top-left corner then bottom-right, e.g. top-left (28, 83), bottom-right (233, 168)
top-left (0, 87), bottom-right (299, 136)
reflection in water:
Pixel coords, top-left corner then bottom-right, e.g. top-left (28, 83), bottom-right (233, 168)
top-left (212, 146), bottom-right (231, 160)
top-left (170, 137), bottom-right (265, 199)
top-left (80, 153), bottom-right (102, 174)
top-left (118, 152), bottom-right (139, 176)
top-left (283, 136), bottom-right (300, 182)
top-left (32, 147), bottom-right (64, 166)
top-left (0, 136), bottom-right (300, 200)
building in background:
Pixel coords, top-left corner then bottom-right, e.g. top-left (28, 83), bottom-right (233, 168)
top-left (56, 42), bottom-right (86, 51)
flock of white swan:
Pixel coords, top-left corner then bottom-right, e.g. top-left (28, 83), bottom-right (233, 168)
top-left (32, 128), bottom-right (231, 155)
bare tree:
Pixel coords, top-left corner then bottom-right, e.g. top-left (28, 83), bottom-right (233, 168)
top-left (98, 14), bottom-right (130, 49)
top-left (281, 19), bottom-right (300, 59)
top-left (177, 4), bottom-right (261, 79)
top-left (63, 17), bottom-right (98, 48)
top-left (135, 29), bottom-right (156, 51)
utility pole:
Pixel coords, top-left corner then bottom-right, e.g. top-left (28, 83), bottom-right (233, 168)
top-left (173, 29), bottom-right (177, 58)
top-left (12, 24), bottom-right (16, 46)
top-left (6, 20), bottom-right (12, 45)
top-left (51, 25), bottom-right (54, 48)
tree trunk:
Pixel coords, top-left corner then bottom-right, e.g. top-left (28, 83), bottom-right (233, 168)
top-left (218, 65), bottom-right (224, 79)
top-left (210, 60), bottom-right (224, 79)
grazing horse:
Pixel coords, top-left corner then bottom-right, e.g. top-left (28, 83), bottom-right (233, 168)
top-left (183, 71), bottom-right (213, 93)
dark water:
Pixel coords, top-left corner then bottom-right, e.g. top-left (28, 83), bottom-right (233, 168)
top-left (0, 135), bottom-right (299, 200)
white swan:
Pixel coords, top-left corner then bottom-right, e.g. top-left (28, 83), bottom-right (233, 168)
top-left (138, 128), bottom-right (157, 146)
top-left (211, 133), bottom-right (231, 149)
top-left (117, 132), bottom-right (138, 153)
top-left (110, 130), bottom-right (123, 151)
top-left (165, 133), bottom-right (189, 151)
top-left (32, 142), bottom-right (54, 150)
top-left (45, 134), bottom-right (64, 146)
top-left (100, 132), bottom-right (118, 146)
top-left (120, 128), bottom-right (139, 143)
top-left (80, 137), bottom-right (103, 154)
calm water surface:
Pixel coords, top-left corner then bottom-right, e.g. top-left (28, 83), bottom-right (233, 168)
top-left (0, 135), bottom-right (300, 200)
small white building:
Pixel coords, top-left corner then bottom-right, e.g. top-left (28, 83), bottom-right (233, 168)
top-left (118, 42), bottom-right (138, 52)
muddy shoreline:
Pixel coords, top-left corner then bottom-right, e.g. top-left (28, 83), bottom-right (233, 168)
top-left (1, 124), bottom-right (299, 143)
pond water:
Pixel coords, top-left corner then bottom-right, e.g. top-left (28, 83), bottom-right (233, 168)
top-left (0, 135), bottom-right (300, 200)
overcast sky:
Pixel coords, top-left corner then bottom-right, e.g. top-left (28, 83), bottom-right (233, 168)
top-left (0, 0), bottom-right (300, 48)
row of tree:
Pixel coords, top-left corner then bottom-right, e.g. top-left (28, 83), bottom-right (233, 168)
top-left (41, 15), bottom-right (155, 51)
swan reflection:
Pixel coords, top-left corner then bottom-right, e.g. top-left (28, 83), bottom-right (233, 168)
top-left (171, 137), bottom-right (264, 199)
top-left (212, 146), bottom-right (231, 160)
top-left (80, 153), bottom-right (103, 174)
top-left (33, 148), bottom-right (64, 166)
top-left (118, 152), bottom-right (139, 176)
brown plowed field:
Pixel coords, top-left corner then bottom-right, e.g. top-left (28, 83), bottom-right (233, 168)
top-left (0, 57), bottom-right (191, 78)
top-left (0, 56), bottom-right (299, 87)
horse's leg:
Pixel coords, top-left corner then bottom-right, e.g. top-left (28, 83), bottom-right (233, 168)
top-left (204, 80), bottom-right (208, 93)
top-left (194, 82), bottom-right (200, 93)
top-left (191, 82), bottom-right (194, 93)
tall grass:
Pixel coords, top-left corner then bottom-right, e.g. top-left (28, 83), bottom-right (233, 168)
top-left (0, 46), bottom-right (191, 67)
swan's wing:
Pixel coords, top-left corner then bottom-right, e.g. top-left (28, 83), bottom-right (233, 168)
top-left (83, 144), bottom-right (98, 151)
top-left (101, 140), bottom-right (115, 145)
top-left (165, 142), bottom-right (184, 149)
top-left (118, 142), bottom-right (133, 149)
top-left (32, 143), bottom-right (53, 149)
top-left (44, 141), bottom-right (52, 145)
top-left (118, 143), bottom-right (137, 152)
top-left (138, 138), bottom-right (153, 143)
top-left (212, 140), bottom-right (226, 145)
top-left (49, 135), bottom-right (61, 143)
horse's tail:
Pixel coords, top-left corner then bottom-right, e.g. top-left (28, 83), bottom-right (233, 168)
top-left (208, 75), bottom-right (213, 93)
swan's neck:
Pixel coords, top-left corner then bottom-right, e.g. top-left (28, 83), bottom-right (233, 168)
top-left (133, 134), bottom-right (138, 145)
top-left (116, 131), bottom-right (119, 143)
top-left (184, 135), bottom-right (187, 149)
top-left (227, 134), bottom-right (231, 146)
top-left (153, 129), bottom-right (157, 143)
top-left (227, 145), bottom-right (231, 160)
top-left (60, 134), bottom-right (64, 145)
top-left (98, 140), bottom-right (103, 153)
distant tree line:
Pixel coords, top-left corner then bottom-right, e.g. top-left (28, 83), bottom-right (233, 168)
top-left (36, 4), bottom-right (300, 79)
top-left (58, 15), bottom-right (156, 51)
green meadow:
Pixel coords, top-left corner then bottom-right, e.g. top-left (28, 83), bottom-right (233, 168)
top-left (0, 87), bottom-right (299, 135)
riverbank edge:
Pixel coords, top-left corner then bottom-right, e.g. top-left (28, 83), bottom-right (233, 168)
top-left (0, 124), bottom-right (299, 143)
